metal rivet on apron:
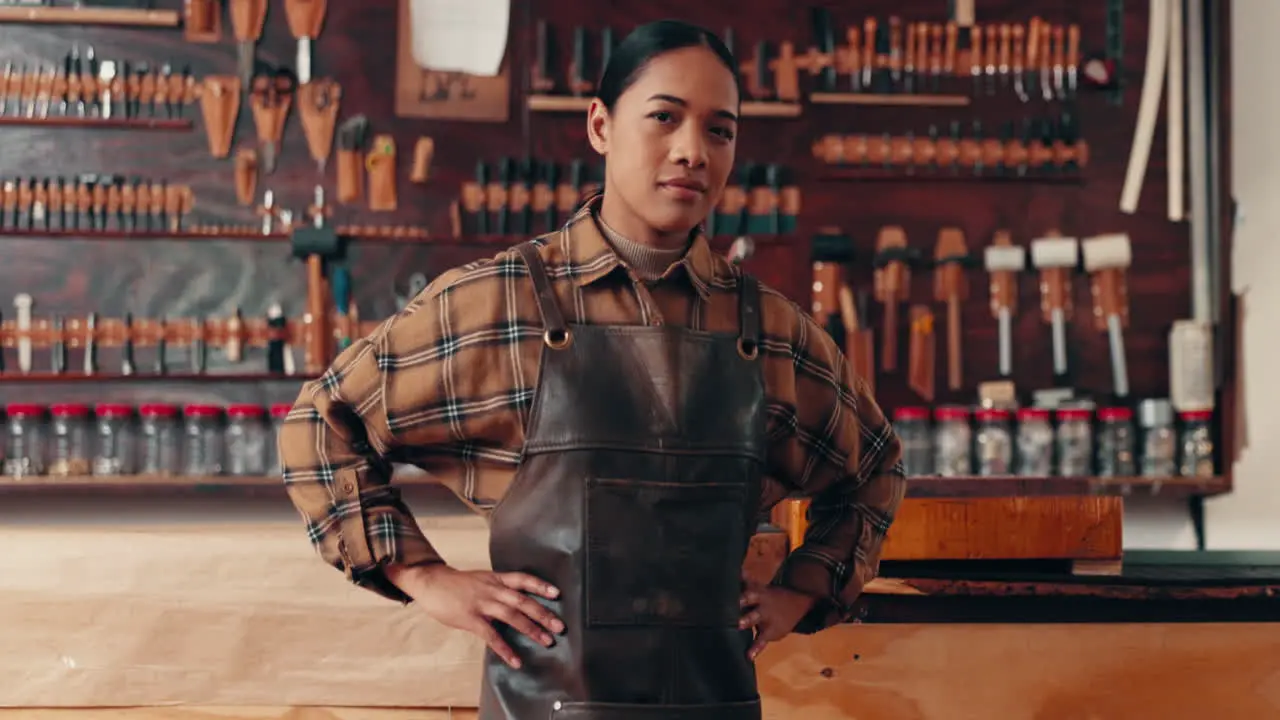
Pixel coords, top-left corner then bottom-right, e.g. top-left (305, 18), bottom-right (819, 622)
top-left (552, 701), bottom-right (562, 711)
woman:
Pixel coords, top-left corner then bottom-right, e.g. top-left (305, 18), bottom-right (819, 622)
top-left (280, 19), bottom-right (905, 720)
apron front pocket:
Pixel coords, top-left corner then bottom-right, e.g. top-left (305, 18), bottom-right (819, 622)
top-left (584, 478), bottom-right (748, 628)
top-left (550, 699), bottom-right (761, 720)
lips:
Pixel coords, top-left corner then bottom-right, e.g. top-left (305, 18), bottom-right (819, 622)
top-left (659, 178), bottom-right (707, 193)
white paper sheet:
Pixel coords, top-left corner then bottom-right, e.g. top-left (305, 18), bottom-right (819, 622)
top-left (408, 0), bottom-right (510, 76)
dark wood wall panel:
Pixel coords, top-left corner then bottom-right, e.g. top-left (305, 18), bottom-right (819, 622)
top-left (0, 0), bottom-right (1205, 418)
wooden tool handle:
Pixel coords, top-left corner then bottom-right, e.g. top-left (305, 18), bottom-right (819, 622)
top-left (881, 299), bottom-right (898, 371)
top-left (907, 305), bottom-right (935, 401)
top-left (1091, 267), bottom-right (1129, 331)
top-left (305, 255), bottom-right (329, 373)
top-left (947, 295), bottom-right (963, 390)
top-left (1039, 267), bottom-right (1072, 321)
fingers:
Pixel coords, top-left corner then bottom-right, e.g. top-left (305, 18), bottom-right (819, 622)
top-left (496, 588), bottom-right (566, 636)
top-left (498, 572), bottom-right (561, 600)
top-left (478, 623), bottom-right (522, 669)
top-left (739, 608), bottom-right (763, 631)
top-left (747, 636), bottom-right (769, 661)
top-left (740, 589), bottom-right (762, 609)
top-left (483, 600), bottom-right (555, 648)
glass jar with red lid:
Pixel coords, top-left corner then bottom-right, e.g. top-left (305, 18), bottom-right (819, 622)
top-left (267, 403), bottom-right (292, 475)
top-left (48, 403), bottom-right (92, 476)
top-left (138, 404), bottom-right (180, 476)
top-left (92, 403), bottom-right (135, 476)
top-left (3, 403), bottom-right (46, 477)
top-left (1178, 409), bottom-right (1215, 477)
top-left (933, 406), bottom-right (971, 477)
top-left (893, 406), bottom-right (932, 476)
top-left (974, 408), bottom-right (1013, 476)
top-left (225, 404), bottom-right (267, 476)
top-left (182, 404), bottom-right (224, 476)
top-left (1056, 408), bottom-right (1094, 477)
top-left (1015, 408), bottom-right (1054, 476)
top-left (1096, 407), bottom-right (1136, 477)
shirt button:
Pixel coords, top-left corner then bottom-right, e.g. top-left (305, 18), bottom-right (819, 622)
top-left (343, 482), bottom-right (355, 494)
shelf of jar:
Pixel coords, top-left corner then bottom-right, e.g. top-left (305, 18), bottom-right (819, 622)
top-left (0, 473), bottom-right (1230, 498)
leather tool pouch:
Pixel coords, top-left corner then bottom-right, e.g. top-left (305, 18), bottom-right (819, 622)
top-left (365, 134), bottom-right (397, 211)
top-left (234, 149), bottom-right (258, 206)
top-left (410, 137), bottom-right (434, 183)
top-left (297, 80), bottom-right (341, 167)
top-left (198, 76), bottom-right (241, 158)
top-left (337, 148), bottom-right (363, 204)
top-left (185, 0), bottom-right (222, 42)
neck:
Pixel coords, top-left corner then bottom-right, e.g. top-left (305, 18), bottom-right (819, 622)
top-left (598, 191), bottom-right (690, 250)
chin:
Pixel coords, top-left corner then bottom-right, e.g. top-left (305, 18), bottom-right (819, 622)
top-left (645, 206), bottom-right (704, 236)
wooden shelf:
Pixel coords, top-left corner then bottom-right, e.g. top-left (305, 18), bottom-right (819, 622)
top-left (819, 167), bottom-right (1084, 184)
top-left (0, 116), bottom-right (192, 131)
top-left (810, 92), bottom-right (971, 107)
top-left (0, 473), bottom-right (1228, 499)
top-left (0, 5), bottom-right (181, 27)
top-left (0, 228), bottom-right (456, 243)
top-left (0, 372), bottom-right (311, 384)
top-left (906, 475), bottom-right (1230, 499)
top-left (527, 94), bottom-right (802, 118)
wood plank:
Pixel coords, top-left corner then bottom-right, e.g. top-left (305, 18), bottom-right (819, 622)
top-left (775, 496), bottom-right (1123, 562)
top-left (882, 496), bottom-right (1123, 560)
top-left (6, 623), bottom-right (1279, 718)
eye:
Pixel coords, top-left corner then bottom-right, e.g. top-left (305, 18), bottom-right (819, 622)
top-left (712, 127), bottom-right (735, 141)
top-left (648, 110), bottom-right (675, 123)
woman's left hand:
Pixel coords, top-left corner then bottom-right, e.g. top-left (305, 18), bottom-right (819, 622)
top-left (738, 582), bottom-right (818, 660)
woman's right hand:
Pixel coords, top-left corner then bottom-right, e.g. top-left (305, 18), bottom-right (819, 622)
top-left (388, 563), bottom-right (565, 669)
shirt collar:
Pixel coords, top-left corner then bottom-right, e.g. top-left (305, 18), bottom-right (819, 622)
top-left (559, 192), bottom-right (722, 299)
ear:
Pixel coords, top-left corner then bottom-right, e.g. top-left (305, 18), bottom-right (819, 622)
top-left (586, 98), bottom-right (610, 155)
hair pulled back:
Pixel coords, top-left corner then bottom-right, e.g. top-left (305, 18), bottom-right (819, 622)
top-left (595, 20), bottom-right (740, 112)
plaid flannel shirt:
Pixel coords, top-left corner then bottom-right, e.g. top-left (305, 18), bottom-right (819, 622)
top-left (279, 194), bottom-right (906, 632)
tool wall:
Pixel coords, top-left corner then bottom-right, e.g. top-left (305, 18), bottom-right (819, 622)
top-left (0, 0), bottom-right (1235, 494)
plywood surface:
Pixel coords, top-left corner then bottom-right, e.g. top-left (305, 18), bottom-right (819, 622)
top-left (5, 623), bottom-right (1280, 719)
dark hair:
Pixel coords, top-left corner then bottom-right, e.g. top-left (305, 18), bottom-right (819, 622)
top-left (595, 20), bottom-right (740, 112)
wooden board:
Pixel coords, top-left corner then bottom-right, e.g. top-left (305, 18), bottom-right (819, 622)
top-left (394, 0), bottom-right (511, 121)
top-left (7, 623), bottom-right (1280, 718)
top-left (882, 496), bottom-right (1123, 560)
top-left (774, 496), bottom-right (1123, 562)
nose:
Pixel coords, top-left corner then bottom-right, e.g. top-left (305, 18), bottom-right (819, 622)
top-left (668, 120), bottom-right (708, 169)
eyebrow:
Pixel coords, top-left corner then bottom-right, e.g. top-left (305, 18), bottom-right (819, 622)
top-left (647, 93), bottom-right (738, 123)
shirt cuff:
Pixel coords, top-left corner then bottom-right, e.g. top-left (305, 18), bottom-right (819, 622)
top-left (771, 549), bottom-right (860, 634)
top-left (335, 502), bottom-right (443, 604)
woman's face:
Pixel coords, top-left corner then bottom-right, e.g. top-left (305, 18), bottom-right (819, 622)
top-left (588, 45), bottom-right (739, 237)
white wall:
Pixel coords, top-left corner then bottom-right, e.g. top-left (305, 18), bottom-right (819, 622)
top-left (1199, 0), bottom-right (1280, 548)
top-left (1119, 3), bottom-right (1277, 551)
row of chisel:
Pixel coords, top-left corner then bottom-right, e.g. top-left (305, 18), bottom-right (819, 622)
top-left (0, 177), bottom-right (194, 233)
top-left (459, 158), bottom-right (601, 237)
top-left (0, 298), bottom-right (298, 377)
top-left (2, 48), bottom-right (195, 120)
top-left (807, 12), bottom-right (1081, 100)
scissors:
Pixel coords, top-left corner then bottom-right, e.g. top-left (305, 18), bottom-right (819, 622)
top-left (395, 272), bottom-right (429, 310)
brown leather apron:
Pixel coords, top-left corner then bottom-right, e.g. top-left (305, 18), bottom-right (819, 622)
top-left (478, 241), bottom-right (767, 720)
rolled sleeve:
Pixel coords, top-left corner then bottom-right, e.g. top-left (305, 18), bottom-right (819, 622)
top-left (766, 315), bottom-right (907, 632)
top-left (279, 317), bottom-right (443, 604)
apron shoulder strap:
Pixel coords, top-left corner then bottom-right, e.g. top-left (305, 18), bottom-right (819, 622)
top-left (515, 241), bottom-right (568, 336)
top-left (737, 273), bottom-right (761, 354)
